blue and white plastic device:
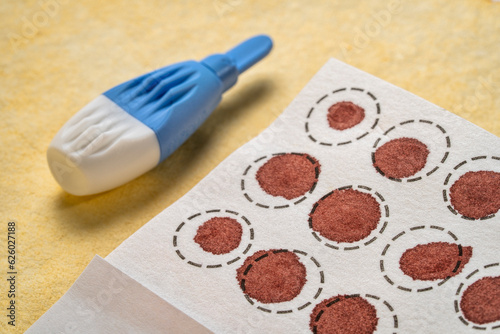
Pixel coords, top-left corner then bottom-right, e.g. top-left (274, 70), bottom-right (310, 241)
top-left (47, 35), bottom-right (273, 196)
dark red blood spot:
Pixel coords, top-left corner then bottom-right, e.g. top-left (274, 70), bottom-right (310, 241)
top-left (236, 249), bottom-right (307, 304)
top-left (449, 171), bottom-right (500, 219)
top-left (399, 242), bottom-right (472, 281)
top-left (310, 295), bottom-right (378, 334)
top-left (256, 153), bottom-right (320, 200)
top-left (460, 276), bottom-right (500, 324)
top-left (373, 137), bottom-right (429, 179)
top-left (194, 217), bottom-right (242, 255)
top-left (327, 101), bottom-right (365, 130)
top-left (310, 189), bottom-right (381, 243)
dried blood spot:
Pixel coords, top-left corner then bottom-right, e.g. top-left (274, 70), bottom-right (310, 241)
top-left (236, 249), bottom-right (307, 304)
top-left (460, 276), bottom-right (500, 324)
top-left (399, 242), bottom-right (472, 281)
top-left (194, 217), bottom-right (242, 255)
top-left (310, 295), bottom-right (378, 334)
top-left (310, 189), bottom-right (381, 243)
top-left (373, 137), bottom-right (429, 179)
top-left (449, 171), bottom-right (500, 219)
top-left (256, 153), bottom-right (320, 200)
top-left (327, 101), bottom-right (365, 130)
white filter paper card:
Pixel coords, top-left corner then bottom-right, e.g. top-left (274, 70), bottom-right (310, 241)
top-left (106, 59), bottom-right (500, 333)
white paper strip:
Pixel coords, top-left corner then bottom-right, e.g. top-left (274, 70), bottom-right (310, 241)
top-left (27, 256), bottom-right (212, 334)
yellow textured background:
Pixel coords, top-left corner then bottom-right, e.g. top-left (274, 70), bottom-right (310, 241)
top-left (1, 0), bottom-right (499, 332)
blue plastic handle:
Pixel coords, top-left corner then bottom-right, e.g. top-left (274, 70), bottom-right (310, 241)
top-left (104, 35), bottom-right (273, 163)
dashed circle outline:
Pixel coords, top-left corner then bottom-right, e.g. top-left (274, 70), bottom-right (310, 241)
top-left (380, 225), bottom-right (468, 292)
top-left (453, 262), bottom-right (500, 330)
top-left (239, 249), bottom-right (325, 314)
top-left (310, 293), bottom-right (399, 334)
top-left (241, 152), bottom-right (320, 209)
top-left (371, 119), bottom-right (451, 182)
top-left (308, 185), bottom-right (390, 251)
top-left (305, 87), bottom-right (381, 146)
top-left (442, 155), bottom-right (500, 221)
top-left (173, 209), bottom-right (254, 268)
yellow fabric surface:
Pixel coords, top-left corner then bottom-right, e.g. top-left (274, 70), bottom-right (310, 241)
top-left (0, 0), bottom-right (499, 332)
